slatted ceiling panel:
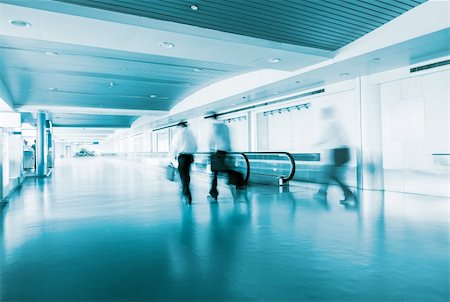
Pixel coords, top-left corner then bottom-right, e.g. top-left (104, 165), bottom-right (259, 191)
top-left (97, 0), bottom-right (327, 48)
top-left (87, 0), bottom-right (346, 49)
top-left (0, 36), bottom-right (251, 113)
top-left (209, 1), bottom-right (357, 44)
top-left (8, 72), bottom-right (188, 92)
top-left (56, 0), bottom-right (425, 51)
top-left (61, 0), bottom-right (336, 50)
top-left (50, 114), bottom-right (138, 127)
top-left (407, 0), bottom-right (427, 6)
top-left (161, 0), bottom-right (360, 43)
top-left (0, 43), bottom-right (248, 78)
top-left (364, 0), bottom-right (411, 15)
top-left (0, 36), bottom-right (248, 73)
top-left (250, 0), bottom-right (370, 35)
top-left (16, 92), bottom-right (173, 111)
top-left (0, 48), bottom-right (240, 78)
top-left (332, 1), bottom-right (396, 21)
top-left (309, 2), bottom-right (386, 26)
top-left (342, 0), bottom-right (400, 17)
top-left (382, 0), bottom-right (421, 11)
top-left (7, 74), bottom-right (190, 97)
top-left (51, 113), bottom-right (133, 122)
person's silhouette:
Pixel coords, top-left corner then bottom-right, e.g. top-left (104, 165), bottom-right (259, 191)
top-left (315, 107), bottom-right (355, 202)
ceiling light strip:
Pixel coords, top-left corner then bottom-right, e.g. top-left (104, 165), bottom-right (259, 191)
top-left (204, 88), bottom-right (325, 119)
top-left (152, 122), bottom-right (181, 132)
top-left (263, 103), bottom-right (310, 116)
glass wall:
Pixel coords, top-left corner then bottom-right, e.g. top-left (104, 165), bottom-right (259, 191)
top-left (224, 115), bottom-right (248, 152)
top-left (1, 126), bottom-right (23, 199)
top-left (256, 85), bottom-right (359, 187)
top-left (2, 129), bottom-right (8, 187)
top-left (155, 130), bottom-right (170, 153)
top-left (380, 69), bottom-right (450, 196)
top-left (8, 130), bottom-right (22, 181)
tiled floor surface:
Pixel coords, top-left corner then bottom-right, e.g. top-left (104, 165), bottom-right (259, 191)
top-left (0, 158), bottom-right (448, 301)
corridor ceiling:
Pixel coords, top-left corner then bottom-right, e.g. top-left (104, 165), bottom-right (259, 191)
top-left (56, 0), bottom-right (426, 51)
top-left (0, 0), bottom-right (429, 133)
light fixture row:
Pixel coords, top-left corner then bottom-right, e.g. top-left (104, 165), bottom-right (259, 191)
top-left (223, 115), bottom-right (247, 124)
top-left (263, 102), bottom-right (311, 116)
top-left (47, 84), bottom-right (170, 101)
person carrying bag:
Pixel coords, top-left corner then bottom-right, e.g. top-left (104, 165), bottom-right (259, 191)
top-left (168, 121), bottom-right (197, 204)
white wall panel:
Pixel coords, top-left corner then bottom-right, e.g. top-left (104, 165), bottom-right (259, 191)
top-left (227, 118), bottom-right (248, 152)
top-left (380, 68), bottom-right (450, 196)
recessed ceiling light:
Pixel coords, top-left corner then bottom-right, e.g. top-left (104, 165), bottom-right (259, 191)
top-left (340, 72), bottom-right (350, 77)
top-left (267, 58), bottom-right (281, 63)
top-left (45, 51), bottom-right (60, 56)
top-left (9, 19), bottom-right (31, 27)
top-left (159, 42), bottom-right (175, 49)
top-left (48, 87), bottom-right (58, 92)
top-left (193, 68), bottom-right (201, 72)
top-left (190, 4), bottom-right (199, 10)
top-left (109, 81), bottom-right (116, 88)
top-left (150, 94), bottom-right (157, 98)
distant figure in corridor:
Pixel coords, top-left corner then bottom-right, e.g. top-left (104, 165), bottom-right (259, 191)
top-left (315, 106), bottom-right (356, 203)
top-left (207, 113), bottom-right (231, 202)
top-left (169, 121), bottom-right (197, 204)
top-left (23, 140), bottom-right (32, 151)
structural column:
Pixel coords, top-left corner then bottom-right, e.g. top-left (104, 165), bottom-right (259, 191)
top-left (36, 112), bottom-right (46, 177)
top-left (47, 122), bottom-right (54, 169)
top-left (357, 76), bottom-right (384, 190)
top-left (0, 128), bottom-right (3, 200)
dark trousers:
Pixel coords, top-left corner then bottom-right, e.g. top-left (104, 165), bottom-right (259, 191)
top-left (320, 147), bottom-right (353, 198)
top-left (178, 154), bottom-right (194, 201)
top-left (209, 151), bottom-right (227, 199)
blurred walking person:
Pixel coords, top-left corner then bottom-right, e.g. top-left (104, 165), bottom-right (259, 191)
top-left (315, 106), bottom-right (356, 203)
top-left (207, 113), bottom-right (231, 202)
top-left (169, 121), bottom-right (197, 204)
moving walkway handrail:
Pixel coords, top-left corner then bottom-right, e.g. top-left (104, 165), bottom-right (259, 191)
top-left (111, 151), bottom-right (299, 184)
top-left (243, 152), bottom-right (296, 182)
top-left (110, 151), bottom-right (249, 183)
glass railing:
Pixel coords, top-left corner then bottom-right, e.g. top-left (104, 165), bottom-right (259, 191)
top-left (242, 152), bottom-right (296, 184)
top-left (109, 152), bottom-right (168, 159)
top-left (191, 152), bottom-right (250, 184)
top-left (106, 151), bottom-right (324, 186)
top-left (291, 153), bottom-right (322, 183)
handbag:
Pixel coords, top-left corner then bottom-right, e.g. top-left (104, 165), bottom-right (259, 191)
top-left (166, 163), bottom-right (175, 181)
top-left (334, 147), bottom-right (350, 166)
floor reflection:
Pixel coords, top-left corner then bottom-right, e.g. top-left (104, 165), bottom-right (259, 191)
top-left (0, 158), bottom-right (448, 301)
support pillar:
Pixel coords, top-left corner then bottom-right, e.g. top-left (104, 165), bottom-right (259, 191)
top-left (36, 112), bottom-right (46, 177)
top-left (357, 76), bottom-right (385, 190)
top-left (47, 122), bottom-right (54, 169)
top-left (0, 129), bottom-right (3, 201)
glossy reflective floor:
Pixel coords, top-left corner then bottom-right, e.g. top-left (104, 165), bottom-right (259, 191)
top-left (1, 158), bottom-right (448, 301)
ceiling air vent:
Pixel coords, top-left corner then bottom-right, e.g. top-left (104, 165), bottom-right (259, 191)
top-left (410, 60), bottom-right (450, 73)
